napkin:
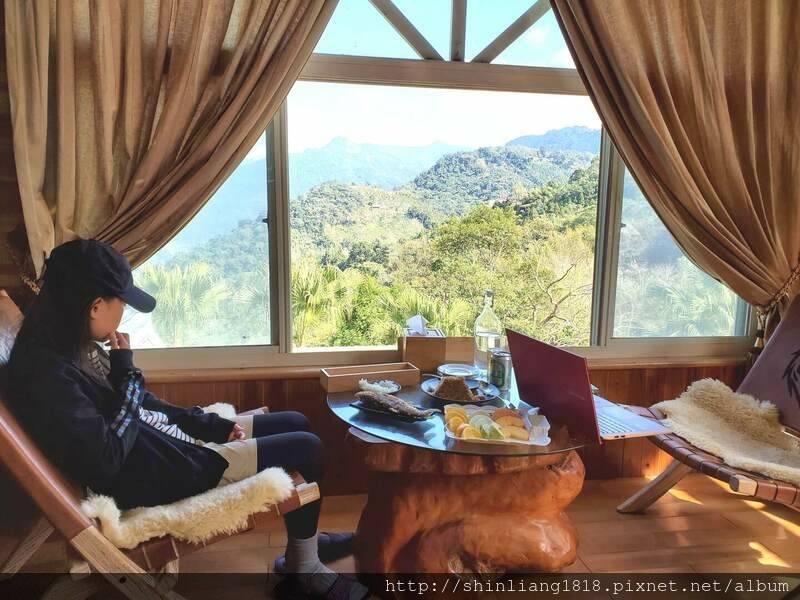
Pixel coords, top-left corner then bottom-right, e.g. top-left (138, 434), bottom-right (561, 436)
top-left (406, 314), bottom-right (429, 336)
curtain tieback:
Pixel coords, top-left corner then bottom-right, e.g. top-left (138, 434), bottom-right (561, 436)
top-left (751, 257), bottom-right (800, 351)
top-left (4, 238), bottom-right (41, 295)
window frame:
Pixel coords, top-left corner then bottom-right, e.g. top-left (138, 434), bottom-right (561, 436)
top-left (133, 53), bottom-right (753, 372)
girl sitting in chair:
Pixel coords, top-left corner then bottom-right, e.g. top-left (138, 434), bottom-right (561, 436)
top-left (6, 239), bottom-right (366, 600)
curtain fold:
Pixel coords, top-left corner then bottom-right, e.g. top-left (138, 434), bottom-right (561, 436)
top-left (4, 0), bottom-right (337, 277)
top-left (550, 0), bottom-right (800, 333)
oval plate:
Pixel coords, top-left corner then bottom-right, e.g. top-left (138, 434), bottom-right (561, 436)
top-left (420, 377), bottom-right (500, 404)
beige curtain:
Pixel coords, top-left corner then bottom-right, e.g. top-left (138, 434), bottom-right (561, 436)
top-left (5, 0), bottom-right (337, 277)
top-left (551, 0), bottom-right (800, 332)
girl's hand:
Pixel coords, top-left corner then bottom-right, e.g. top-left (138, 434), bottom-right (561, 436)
top-left (228, 424), bottom-right (245, 441)
top-left (107, 331), bottom-right (131, 350)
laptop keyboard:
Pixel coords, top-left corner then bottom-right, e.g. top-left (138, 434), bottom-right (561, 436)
top-left (597, 413), bottom-right (630, 436)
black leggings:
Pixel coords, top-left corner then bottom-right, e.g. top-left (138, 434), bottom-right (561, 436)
top-left (252, 411), bottom-right (324, 539)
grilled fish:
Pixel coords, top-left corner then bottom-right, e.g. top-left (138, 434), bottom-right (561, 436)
top-left (355, 390), bottom-right (438, 419)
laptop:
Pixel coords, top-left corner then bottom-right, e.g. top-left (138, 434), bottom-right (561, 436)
top-left (505, 329), bottom-right (671, 444)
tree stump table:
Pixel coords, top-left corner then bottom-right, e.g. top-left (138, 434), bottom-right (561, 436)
top-left (349, 429), bottom-right (585, 576)
top-left (327, 382), bottom-right (589, 598)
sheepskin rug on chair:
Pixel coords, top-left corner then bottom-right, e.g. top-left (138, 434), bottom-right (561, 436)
top-left (654, 379), bottom-right (800, 486)
top-left (81, 403), bottom-right (294, 549)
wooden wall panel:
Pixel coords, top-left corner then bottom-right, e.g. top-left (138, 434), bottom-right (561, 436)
top-left (147, 362), bottom-right (744, 495)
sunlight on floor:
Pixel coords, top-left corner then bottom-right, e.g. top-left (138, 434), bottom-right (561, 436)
top-left (749, 541), bottom-right (792, 568)
top-left (666, 488), bottom-right (704, 505)
top-left (754, 510), bottom-right (800, 538)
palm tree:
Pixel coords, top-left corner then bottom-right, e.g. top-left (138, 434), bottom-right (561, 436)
top-left (376, 285), bottom-right (474, 339)
top-left (136, 263), bottom-right (230, 346)
top-left (291, 262), bottom-right (364, 347)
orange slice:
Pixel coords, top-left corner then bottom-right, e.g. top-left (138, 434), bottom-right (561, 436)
top-left (459, 425), bottom-right (482, 439)
top-left (446, 415), bottom-right (467, 432)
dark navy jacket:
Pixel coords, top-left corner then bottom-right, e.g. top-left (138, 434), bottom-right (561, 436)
top-left (6, 335), bottom-right (233, 509)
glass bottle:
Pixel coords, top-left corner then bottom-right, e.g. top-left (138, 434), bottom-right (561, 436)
top-left (473, 290), bottom-right (503, 377)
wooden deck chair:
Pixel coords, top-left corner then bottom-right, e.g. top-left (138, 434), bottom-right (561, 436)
top-left (618, 297), bottom-right (800, 514)
top-left (0, 290), bottom-right (321, 598)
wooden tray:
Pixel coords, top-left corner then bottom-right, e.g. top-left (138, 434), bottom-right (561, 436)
top-left (320, 362), bottom-right (421, 393)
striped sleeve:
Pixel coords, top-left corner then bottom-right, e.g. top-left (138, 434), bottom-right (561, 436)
top-left (109, 372), bottom-right (144, 438)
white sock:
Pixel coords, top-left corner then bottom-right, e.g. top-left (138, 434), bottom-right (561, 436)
top-left (285, 534), bottom-right (338, 595)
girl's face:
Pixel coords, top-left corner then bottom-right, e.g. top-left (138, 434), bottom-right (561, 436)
top-left (88, 297), bottom-right (125, 341)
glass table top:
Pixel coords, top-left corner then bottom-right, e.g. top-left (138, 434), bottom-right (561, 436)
top-left (326, 377), bottom-right (590, 457)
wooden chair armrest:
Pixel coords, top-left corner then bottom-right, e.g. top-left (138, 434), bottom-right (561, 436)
top-left (277, 472), bottom-right (320, 515)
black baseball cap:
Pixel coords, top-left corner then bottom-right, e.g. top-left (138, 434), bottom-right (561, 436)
top-left (41, 239), bottom-right (156, 313)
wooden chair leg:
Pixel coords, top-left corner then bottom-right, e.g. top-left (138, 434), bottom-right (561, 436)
top-left (0, 515), bottom-right (54, 579)
top-left (617, 459), bottom-right (695, 514)
top-left (41, 573), bottom-right (107, 600)
top-left (155, 559), bottom-right (179, 594)
top-left (69, 526), bottom-right (186, 600)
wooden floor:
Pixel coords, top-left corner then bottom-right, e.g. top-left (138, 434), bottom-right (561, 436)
top-left (166, 474), bottom-right (800, 597)
top-left (14, 474), bottom-right (799, 599)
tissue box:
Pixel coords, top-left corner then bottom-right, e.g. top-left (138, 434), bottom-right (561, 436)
top-left (400, 335), bottom-right (473, 374)
top-left (403, 327), bottom-right (445, 337)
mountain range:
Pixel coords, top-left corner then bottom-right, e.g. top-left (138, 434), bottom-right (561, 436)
top-left (152, 126), bottom-right (602, 261)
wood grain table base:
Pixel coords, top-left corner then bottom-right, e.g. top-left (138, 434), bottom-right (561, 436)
top-left (351, 437), bottom-right (585, 583)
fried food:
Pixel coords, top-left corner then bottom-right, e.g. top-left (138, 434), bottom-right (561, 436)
top-left (434, 376), bottom-right (476, 402)
top-left (355, 390), bottom-right (438, 419)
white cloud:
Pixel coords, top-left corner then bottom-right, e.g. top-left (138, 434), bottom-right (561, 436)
top-left (524, 26), bottom-right (549, 45)
top-left (552, 47), bottom-right (576, 68)
top-left (285, 81), bottom-right (600, 153)
top-left (243, 136), bottom-right (267, 162)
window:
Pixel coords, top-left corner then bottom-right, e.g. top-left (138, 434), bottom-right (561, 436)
top-left (129, 0), bottom-right (752, 364)
top-left (126, 133), bottom-right (274, 349)
top-left (613, 170), bottom-right (748, 338)
top-left (467, 3), bottom-right (575, 68)
top-left (287, 82), bottom-right (601, 348)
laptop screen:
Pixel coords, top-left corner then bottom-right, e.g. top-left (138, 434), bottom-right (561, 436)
top-left (506, 329), bottom-right (602, 444)
top-left (738, 296), bottom-right (800, 434)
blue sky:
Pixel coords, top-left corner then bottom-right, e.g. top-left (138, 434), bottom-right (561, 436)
top-left (315, 0), bottom-right (575, 67)
top-left (243, 1), bottom-right (598, 158)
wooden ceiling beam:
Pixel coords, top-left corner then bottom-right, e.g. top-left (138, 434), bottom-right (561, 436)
top-left (450, 0), bottom-right (467, 61)
top-left (368, 0), bottom-right (444, 61)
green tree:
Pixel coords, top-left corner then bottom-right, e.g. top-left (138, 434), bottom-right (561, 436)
top-left (137, 263), bottom-right (230, 346)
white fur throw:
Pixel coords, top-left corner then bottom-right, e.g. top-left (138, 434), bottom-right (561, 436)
top-left (654, 379), bottom-right (800, 486)
top-left (81, 403), bottom-right (293, 549)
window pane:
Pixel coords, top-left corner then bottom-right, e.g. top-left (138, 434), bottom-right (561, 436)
top-left (287, 81), bottom-right (601, 348)
top-left (466, 3), bottom-right (573, 68)
top-left (494, 10), bottom-right (575, 69)
top-left (613, 170), bottom-right (744, 337)
top-left (126, 133), bottom-right (273, 348)
top-left (393, 0), bottom-right (451, 59)
top-left (314, 0), bottom-right (418, 59)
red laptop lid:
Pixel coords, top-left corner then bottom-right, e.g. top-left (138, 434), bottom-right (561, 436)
top-left (506, 329), bottom-right (602, 445)
top-left (738, 296), bottom-right (800, 435)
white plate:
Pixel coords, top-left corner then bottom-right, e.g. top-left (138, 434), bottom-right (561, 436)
top-left (421, 377), bottom-right (499, 403)
top-left (437, 363), bottom-right (480, 378)
top-left (444, 428), bottom-right (551, 447)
